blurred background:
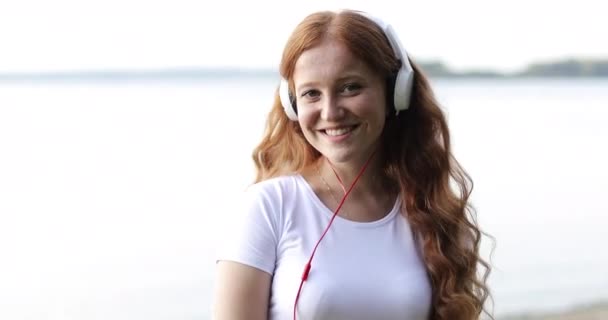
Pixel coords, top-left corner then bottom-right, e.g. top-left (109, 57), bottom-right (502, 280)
top-left (1, 0), bottom-right (607, 319)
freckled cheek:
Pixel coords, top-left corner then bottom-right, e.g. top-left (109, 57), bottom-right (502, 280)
top-left (297, 116), bottom-right (321, 145)
top-left (297, 108), bottom-right (318, 130)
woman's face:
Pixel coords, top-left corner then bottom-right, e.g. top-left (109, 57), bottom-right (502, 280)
top-left (292, 39), bottom-right (388, 166)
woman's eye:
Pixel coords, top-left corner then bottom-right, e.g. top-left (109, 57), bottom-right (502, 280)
top-left (301, 90), bottom-right (320, 98)
top-left (342, 83), bottom-right (362, 93)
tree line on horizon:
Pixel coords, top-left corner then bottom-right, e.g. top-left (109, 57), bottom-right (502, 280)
top-left (1, 58), bottom-right (607, 80)
top-left (419, 58), bottom-right (608, 78)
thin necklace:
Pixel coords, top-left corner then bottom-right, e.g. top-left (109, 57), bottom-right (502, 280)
top-left (316, 162), bottom-right (349, 218)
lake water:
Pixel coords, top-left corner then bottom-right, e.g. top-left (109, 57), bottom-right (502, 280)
top-left (0, 76), bottom-right (607, 319)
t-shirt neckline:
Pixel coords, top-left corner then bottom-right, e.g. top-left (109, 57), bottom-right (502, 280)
top-left (294, 174), bottom-right (401, 228)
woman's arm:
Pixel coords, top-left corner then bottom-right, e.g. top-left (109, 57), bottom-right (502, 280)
top-left (213, 260), bottom-right (272, 320)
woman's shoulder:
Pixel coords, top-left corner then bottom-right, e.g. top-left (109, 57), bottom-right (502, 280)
top-left (231, 174), bottom-right (305, 215)
top-left (230, 174), bottom-right (304, 239)
top-left (244, 174), bottom-right (303, 200)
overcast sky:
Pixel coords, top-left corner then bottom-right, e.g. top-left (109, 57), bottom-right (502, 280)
top-left (0, 0), bottom-right (606, 73)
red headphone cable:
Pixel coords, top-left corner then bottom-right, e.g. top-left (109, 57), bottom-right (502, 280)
top-left (293, 151), bottom-right (376, 320)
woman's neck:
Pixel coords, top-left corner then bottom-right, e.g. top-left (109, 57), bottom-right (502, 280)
top-left (316, 154), bottom-right (386, 198)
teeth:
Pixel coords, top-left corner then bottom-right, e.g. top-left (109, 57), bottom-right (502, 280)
top-left (325, 126), bottom-right (355, 136)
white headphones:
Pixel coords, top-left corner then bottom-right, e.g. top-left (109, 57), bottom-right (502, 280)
top-left (279, 11), bottom-right (414, 121)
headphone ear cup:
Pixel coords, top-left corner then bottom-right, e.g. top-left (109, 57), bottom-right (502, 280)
top-left (279, 78), bottom-right (299, 121)
top-left (392, 67), bottom-right (414, 113)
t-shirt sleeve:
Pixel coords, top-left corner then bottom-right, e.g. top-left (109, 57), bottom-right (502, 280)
top-left (215, 183), bottom-right (282, 275)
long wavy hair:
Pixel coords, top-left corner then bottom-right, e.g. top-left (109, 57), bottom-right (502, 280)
top-left (252, 9), bottom-right (493, 320)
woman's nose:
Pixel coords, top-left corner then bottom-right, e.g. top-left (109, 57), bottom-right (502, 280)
top-left (320, 95), bottom-right (345, 121)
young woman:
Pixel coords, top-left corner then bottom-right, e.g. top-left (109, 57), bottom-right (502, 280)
top-left (213, 9), bottom-right (492, 320)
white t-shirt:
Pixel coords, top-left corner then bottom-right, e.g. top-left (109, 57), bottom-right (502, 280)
top-left (217, 174), bottom-right (432, 320)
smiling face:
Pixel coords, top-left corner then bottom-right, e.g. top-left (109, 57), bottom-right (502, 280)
top-left (292, 39), bottom-right (388, 166)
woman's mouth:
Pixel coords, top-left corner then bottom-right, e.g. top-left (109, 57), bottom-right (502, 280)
top-left (321, 124), bottom-right (360, 139)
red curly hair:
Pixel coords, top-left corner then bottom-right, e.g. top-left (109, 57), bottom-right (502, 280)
top-left (252, 10), bottom-right (493, 320)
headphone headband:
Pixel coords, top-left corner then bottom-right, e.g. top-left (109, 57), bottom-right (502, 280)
top-left (279, 11), bottom-right (414, 121)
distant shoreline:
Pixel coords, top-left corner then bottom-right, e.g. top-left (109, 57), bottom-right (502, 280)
top-left (498, 301), bottom-right (608, 320)
top-left (0, 57), bottom-right (607, 81)
top-left (0, 71), bottom-right (607, 83)
top-left (418, 58), bottom-right (608, 78)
